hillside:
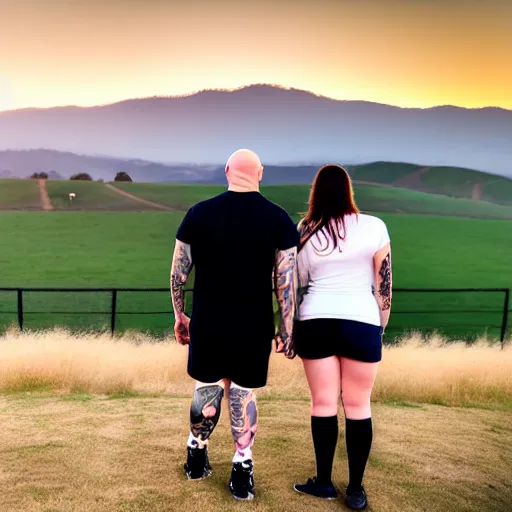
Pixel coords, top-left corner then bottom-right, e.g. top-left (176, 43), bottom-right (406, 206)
top-left (0, 179), bottom-right (41, 210)
top-left (1, 150), bottom-right (511, 205)
top-left (112, 182), bottom-right (512, 220)
top-left (1, 85), bottom-right (511, 176)
top-left (347, 162), bottom-right (512, 205)
top-left (2, 176), bottom-right (512, 218)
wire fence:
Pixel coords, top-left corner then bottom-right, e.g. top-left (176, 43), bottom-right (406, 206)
top-left (0, 287), bottom-right (510, 348)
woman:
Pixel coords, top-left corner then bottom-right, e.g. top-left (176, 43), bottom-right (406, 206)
top-left (293, 164), bottom-right (392, 510)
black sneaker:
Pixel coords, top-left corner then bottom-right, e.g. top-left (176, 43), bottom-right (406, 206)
top-left (229, 460), bottom-right (255, 500)
top-left (293, 477), bottom-right (338, 500)
top-left (345, 486), bottom-right (368, 510)
top-left (184, 446), bottom-right (212, 480)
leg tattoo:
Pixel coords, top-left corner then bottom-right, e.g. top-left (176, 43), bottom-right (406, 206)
top-left (188, 385), bottom-right (224, 448)
top-left (229, 384), bottom-right (258, 463)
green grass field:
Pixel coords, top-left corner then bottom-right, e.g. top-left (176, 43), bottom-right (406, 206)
top-left (0, 179), bottom-right (41, 210)
top-left (0, 210), bottom-right (510, 340)
top-left (1, 178), bottom-right (511, 339)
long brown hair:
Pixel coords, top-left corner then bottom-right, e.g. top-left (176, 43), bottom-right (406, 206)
top-left (299, 164), bottom-right (359, 253)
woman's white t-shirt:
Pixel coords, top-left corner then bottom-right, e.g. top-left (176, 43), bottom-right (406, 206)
top-left (297, 213), bottom-right (390, 327)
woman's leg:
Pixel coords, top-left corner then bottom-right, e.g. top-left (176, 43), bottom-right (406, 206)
top-left (340, 358), bottom-right (379, 494)
top-left (302, 357), bottom-right (341, 486)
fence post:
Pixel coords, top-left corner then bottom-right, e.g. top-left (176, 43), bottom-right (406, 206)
top-left (111, 289), bottom-right (117, 336)
top-left (17, 289), bottom-right (23, 331)
top-left (500, 289), bottom-right (510, 350)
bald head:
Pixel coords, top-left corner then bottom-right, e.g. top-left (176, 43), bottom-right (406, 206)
top-left (225, 149), bottom-right (263, 192)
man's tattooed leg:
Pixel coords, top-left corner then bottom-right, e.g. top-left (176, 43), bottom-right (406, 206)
top-left (229, 383), bottom-right (258, 463)
top-left (188, 383), bottom-right (224, 449)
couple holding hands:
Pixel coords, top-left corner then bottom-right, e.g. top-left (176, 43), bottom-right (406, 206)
top-left (170, 149), bottom-right (392, 510)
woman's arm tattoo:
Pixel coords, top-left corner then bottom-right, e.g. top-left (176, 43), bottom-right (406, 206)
top-left (274, 247), bottom-right (298, 341)
top-left (378, 252), bottom-right (392, 311)
top-left (170, 240), bottom-right (193, 314)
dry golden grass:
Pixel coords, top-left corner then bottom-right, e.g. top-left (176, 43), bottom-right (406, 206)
top-left (1, 329), bottom-right (511, 511)
top-left (0, 328), bottom-right (511, 409)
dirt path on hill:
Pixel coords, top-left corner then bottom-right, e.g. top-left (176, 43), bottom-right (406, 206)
top-left (472, 182), bottom-right (483, 200)
top-left (393, 167), bottom-right (430, 190)
top-left (38, 179), bottom-right (54, 211)
top-left (104, 184), bottom-right (175, 211)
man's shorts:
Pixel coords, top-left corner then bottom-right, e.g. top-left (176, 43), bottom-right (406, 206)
top-left (187, 334), bottom-right (273, 389)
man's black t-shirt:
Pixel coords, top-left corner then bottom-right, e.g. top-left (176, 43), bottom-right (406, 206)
top-left (175, 191), bottom-right (299, 387)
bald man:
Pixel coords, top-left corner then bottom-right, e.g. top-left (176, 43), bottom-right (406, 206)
top-left (170, 149), bottom-right (299, 500)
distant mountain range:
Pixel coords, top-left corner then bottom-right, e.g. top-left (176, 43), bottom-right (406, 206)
top-left (0, 149), bottom-right (217, 182)
top-left (0, 85), bottom-right (511, 178)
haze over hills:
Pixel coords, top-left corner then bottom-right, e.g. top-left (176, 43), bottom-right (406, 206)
top-left (0, 85), bottom-right (511, 177)
top-left (0, 150), bottom-right (219, 182)
top-left (2, 149), bottom-right (512, 206)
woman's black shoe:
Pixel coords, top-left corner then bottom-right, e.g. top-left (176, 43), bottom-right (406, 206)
top-left (293, 477), bottom-right (337, 499)
top-left (344, 486), bottom-right (368, 510)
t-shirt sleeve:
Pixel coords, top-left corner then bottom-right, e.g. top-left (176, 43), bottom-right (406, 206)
top-left (376, 219), bottom-right (391, 251)
top-left (176, 207), bottom-right (196, 244)
top-left (276, 210), bottom-right (300, 250)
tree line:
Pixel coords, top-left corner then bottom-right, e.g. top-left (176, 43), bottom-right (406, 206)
top-left (30, 172), bottom-right (133, 182)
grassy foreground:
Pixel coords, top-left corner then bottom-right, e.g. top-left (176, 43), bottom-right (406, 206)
top-left (1, 397), bottom-right (511, 512)
top-left (0, 330), bottom-right (511, 511)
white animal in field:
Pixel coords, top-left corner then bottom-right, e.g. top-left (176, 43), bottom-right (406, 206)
top-left (69, 193), bottom-right (76, 201)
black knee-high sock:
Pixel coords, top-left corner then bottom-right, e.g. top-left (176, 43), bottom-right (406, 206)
top-left (345, 418), bottom-right (373, 493)
top-left (311, 416), bottom-right (338, 486)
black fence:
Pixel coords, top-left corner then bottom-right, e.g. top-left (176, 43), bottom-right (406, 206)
top-left (0, 287), bottom-right (510, 347)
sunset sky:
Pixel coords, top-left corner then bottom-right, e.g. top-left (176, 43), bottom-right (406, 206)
top-left (1, 0), bottom-right (511, 111)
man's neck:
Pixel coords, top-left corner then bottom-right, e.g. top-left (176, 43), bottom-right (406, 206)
top-left (227, 184), bottom-right (260, 193)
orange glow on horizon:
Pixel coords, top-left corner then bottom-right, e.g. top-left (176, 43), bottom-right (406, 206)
top-left (1, 0), bottom-right (511, 111)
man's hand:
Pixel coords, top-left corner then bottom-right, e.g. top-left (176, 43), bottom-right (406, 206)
top-left (275, 332), bottom-right (296, 359)
top-left (174, 314), bottom-right (191, 345)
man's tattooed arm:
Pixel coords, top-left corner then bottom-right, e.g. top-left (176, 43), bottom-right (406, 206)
top-left (373, 244), bottom-right (392, 330)
top-left (170, 240), bottom-right (193, 344)
top-left (274, 247), bottom-right (298, 359)
top-left (296, 219), bottom-right (310, 306)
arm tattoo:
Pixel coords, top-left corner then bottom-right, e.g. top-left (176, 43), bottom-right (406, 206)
top-left (297, 219), bottom-right (311, 306)
top-left (274, 247), bottom-right (298, 342)
top-left (170, 240), bottom-right (193, 314)
top-left (378, 252), bottom-right (392, 311)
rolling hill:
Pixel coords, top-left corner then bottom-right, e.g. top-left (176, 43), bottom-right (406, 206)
top-left (1, 150), bottom-right (510, 205)
top-left (8, 178), bottom-right (506, 220)
top-left (0, 179), bottom-right (41, 210)
top-left (1, 85), bottom-right (511, 176)
top-left (347, 162), bottom-right (512, 205)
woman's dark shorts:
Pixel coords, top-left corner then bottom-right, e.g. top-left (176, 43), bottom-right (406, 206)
top-left (294, 318), bottom-right (383, 363)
